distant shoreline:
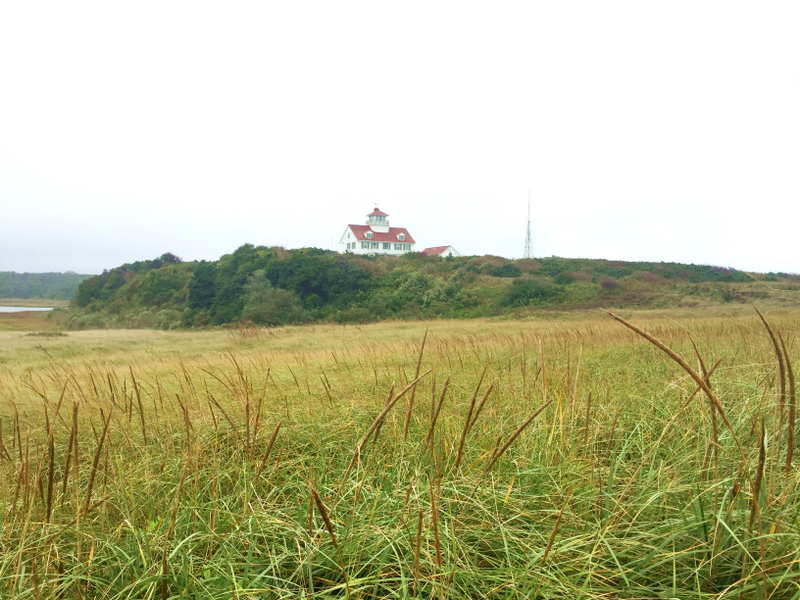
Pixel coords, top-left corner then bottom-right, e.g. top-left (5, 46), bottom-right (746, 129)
top-left (0, 298), bottom-right (70, 308)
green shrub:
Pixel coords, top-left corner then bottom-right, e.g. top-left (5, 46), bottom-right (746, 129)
top-left (503, 278), bottom-right (562, 306)
top-left (241, 271), bottom-right (305, 326)
top-left (491, 262), bottom-right (521, 278)
top-left (600, 276), bottom-right (618, 289)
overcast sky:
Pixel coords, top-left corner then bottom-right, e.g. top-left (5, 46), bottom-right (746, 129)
top-left (1, 2), bottom-right (798, 275)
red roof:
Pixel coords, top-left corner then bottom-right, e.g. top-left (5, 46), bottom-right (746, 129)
top-left (367, 208), bottom-right (389, 217)
top-left (421, 246), bottom-right (452, 256)
top-left (348, 225), bottom-right (415, 244)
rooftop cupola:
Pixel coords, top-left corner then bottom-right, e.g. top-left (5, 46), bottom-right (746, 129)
top-left (366, 207), bottom-right (390, 233)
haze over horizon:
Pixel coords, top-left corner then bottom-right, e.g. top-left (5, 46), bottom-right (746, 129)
top-left (2, 2), bottom-right (798, 275)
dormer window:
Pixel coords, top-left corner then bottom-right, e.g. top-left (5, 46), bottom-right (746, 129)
top-left (366, 231), bottom-right (373, 239)
top-left (398, 233), bottom-right (405, 241)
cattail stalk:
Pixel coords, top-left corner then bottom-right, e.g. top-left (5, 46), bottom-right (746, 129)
top-left (582, 392), bottom-right (592, 448)
top-left (338, 370), bottom-right (431, 493)
top-left (206, 392), bottom-right (241, 443)
top-left (15, 404), bottom-right (23, 461)
top-left (84, 409), bottom-right (112, 515)
top-left (749, 419), bottom-right (766, 530)
top-left (370, 385), bottom-right (395, 447)
top-left (485, 398), bottom-right (554, 472)
top-left (425, 376), bottom-right (450, 453)
top-left (413, 509), bottom-right (424, 596)
top-left (253, 370), bottom-right (268, 445)
top-left (429, 479), bottom-right (442, 569)
top-left (310, 486), bottom-right (351, 599)
top-left (73, 412), bottom-right (81, 561)
top-left (253, 421), bottom-right (282, 486)
top-left (245, 388), bottom-right (251, 457)
top-left (163, 455), bottom-right (190, 600)
top-left (454, 368), bottom-right (486, 471)
top-left (0, 417), bottom-right (11, 462)
top-left (780, 332), bottom-right (796, 473)
top-left (319, 373), bottom-right (332, 403)
top-left (180, 400), bottom-right (192, 456)
top-left (404, 328), bottom-right (428, 442)
top-left (30, 381), bottom-right (68, 522)
top-left (46, 414), bottom-right (55, 523)
top-left (750, 419), bottom-right (769, 600)
top-left (308, 463), bottom-right (315, 536)
top-left (754, 306), bottom-right (786, 414)
top-left (541, 486), bottom-right (573, 566)
top-left (753, 306), bottom-right (786, 495)
top-left (167, 455), bottom-right (190, 540)
top-left (468, 381), bottom-right (495, 436)
top-left (130, 367), bottom-right (148, 446)
top-left (602, 310), bottom-right (751, 479)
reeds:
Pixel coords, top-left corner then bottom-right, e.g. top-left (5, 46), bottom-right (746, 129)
top-left (1, 313), bottom-right (799, 598)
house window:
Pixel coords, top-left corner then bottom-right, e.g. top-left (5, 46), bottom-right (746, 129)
top-left (366, 231), bottom-right (373, 239)
top-left (382, 242), bottom-right (390, 250)
top-left (361, 241), bottom-right (369, 249)
top-left (371, 242), bottom-right (379, 249)
top-left (394, 243), bottom-right (402, 250)
top-left (404, 244), bottom-right (410, 251)
top-left (399, 233), bottom-right (405, 241)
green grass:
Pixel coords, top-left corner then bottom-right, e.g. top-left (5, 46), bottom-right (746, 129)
top-left (1, 313), bottom-right (799, 598)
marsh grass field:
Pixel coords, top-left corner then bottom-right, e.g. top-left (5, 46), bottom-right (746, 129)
top-left (1, 310), bottom-right (800, 598)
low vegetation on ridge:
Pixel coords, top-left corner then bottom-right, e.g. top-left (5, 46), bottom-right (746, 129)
top-left (60, 246), bottom-right (800, 330)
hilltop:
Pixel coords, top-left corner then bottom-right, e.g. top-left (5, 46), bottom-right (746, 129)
top-left (57, 246), bottom-right (800, 330)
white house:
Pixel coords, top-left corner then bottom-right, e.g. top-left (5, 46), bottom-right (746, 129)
top-left (421, 246), bottom-right (461, 258)
top-left (340, 208), bottom-right (416, 256)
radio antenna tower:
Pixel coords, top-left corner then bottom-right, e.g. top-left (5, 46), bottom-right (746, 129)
top-left (523, 191), bottom-right (533, 259)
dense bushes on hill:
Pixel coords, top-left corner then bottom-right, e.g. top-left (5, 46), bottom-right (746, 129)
top-left (65, 248), bottom-right (795, 329)
top-left (72, 253), bottom-right (182, 307)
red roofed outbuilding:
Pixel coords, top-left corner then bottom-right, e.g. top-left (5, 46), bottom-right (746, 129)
top-left (340, 208), bottom-right (416, 256)
top-left (421, 246), bottom-right (461, 258)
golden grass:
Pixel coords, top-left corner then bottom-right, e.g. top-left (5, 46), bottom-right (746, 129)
top-left (2, 308), bottom-right (800, 598)
top-left (1, 308), bottom-right (798, 400)
top-left (0, 311), bottom-right (62, 332)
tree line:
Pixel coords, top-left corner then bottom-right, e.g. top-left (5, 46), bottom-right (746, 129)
top-left (0, 271), bottom-right (92, 300)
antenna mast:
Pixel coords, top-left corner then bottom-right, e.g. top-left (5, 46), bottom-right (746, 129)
top-left (523, 191), bottom-right (533, 259)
